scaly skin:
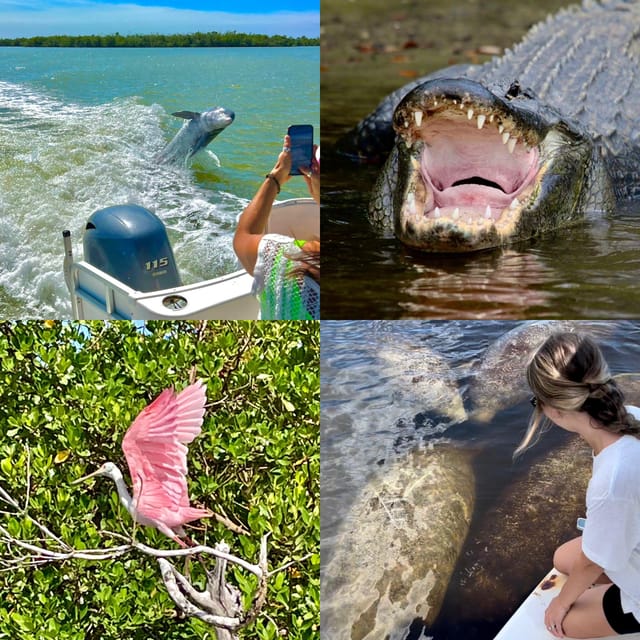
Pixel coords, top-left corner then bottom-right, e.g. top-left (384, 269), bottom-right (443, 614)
top-left (339, 0), bottom-right (640, 252)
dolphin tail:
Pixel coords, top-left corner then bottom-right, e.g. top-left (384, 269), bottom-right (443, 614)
top-left (172, 111), bottom-right (201, 120)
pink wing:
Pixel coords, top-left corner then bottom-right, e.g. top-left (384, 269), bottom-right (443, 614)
top-left (122, 380), bottom-right (210, 529)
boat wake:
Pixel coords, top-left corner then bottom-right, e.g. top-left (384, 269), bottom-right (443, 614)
top-left (0, 80), bottom-right (246, 317)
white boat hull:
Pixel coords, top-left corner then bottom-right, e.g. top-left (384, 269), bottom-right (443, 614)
top-left (494, 569), bottom-right (640, 640)
top-left (65, 197), bottom-right (319, 320)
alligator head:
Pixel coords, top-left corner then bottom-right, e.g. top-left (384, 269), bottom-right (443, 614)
top-left (370, 77), bottom-right (599, 252)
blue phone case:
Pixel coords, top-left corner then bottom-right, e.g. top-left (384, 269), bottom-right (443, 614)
top-left (288, 125), bottom-right (313, 176)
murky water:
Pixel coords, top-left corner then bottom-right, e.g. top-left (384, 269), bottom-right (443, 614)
top-left (321, 320), bottom-right (640, 639)
top-left (320, 0), bottom-right (640, 318)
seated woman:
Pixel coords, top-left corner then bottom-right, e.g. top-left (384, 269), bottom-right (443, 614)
top-left (517, 332), bottom-right (640, 638)
top-left (233, 135), bottom-right (320, 320)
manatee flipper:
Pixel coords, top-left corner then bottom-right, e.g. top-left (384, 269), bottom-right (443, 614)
top-left (172, 111), bottom-right (201, 120)
top-left (322, 446), bottom-right (475, 640)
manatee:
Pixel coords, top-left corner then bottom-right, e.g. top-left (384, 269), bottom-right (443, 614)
top-left (321, 445), bottom-right (475, 640)
top-left (377, 342), bottom-right (467, 425)
top-left (613, 373), bottom-right (640, 407)
top-left (469, 321), bottom-right (615, 423)
top-left (433, 436), bottom-right (592, 635)
top-left (321, 341), bottom-right (465, 466)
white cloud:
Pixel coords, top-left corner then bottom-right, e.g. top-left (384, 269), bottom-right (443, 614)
top-left (0, 3), bottom-right (319, 38)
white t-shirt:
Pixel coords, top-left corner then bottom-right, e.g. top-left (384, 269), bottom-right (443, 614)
top-left (582, 406), bottom-right (640, 621)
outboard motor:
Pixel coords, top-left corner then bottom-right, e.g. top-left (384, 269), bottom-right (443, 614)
top-left (83, 204), bottom-right (181, 292)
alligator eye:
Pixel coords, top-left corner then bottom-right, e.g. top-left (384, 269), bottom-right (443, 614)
top-left (506, 81), bottom-right (521, 99)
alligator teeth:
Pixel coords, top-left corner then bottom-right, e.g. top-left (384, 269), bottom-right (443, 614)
top-left (404, 120), bottom-right (410, 128)
top-left (434, 207), bottom-right (441, 218)
top-left (452, 207), bottom-right (460, 219)
top-left (510, 197), bottom-right (520, 210)
top-left (502, 131), bottom-right (510, 145)
top-left (489, 114), bottom-right (494, 123)
top-left (433, 100), bottom-right (439, 107)
top-left (413, 111), bottom-right (423, 126)
top-left (407, 192), bottom-right (416, 215)
top-left (477, 114), bottom-right (486, 130)
top-left (498, 124), bottom-right (505, 134)
top-left (467, 108), bottom-right (474, 120)
top-left (507, 137), bottom-right (517, 154)
top-left (485, 205), bottom-right (492, 219)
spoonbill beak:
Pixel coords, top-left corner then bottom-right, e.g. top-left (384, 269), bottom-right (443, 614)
top-left (71, 465), bottom-right (107, 485)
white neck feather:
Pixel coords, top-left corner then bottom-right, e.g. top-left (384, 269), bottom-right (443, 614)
top-left (107, 465), bottom-right (134, 514)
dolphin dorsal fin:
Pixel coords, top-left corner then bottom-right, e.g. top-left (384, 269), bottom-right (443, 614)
top-left (172, 111), bottom-right (201, 120)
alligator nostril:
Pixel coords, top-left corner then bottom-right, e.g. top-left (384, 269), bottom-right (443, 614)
top-left (506, 81), bottom-right (521, 99)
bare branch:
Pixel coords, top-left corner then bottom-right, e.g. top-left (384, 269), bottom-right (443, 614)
top-left (102, 531), bottom-right (264, 578)
top-left (23, 446), bottom-right (31, 515)
top-left (267, 552), bottom-right (314, 577)
top-left (159, 560), bottom-right (239, 640)
top-left (0, 486), bottom-right (20, 508)
top-left (238, 534), bottom-right (268, 627)
top-left (0, 524), bottom-right (130, 566)
top-left (0, 478), bottom-right (301, 636)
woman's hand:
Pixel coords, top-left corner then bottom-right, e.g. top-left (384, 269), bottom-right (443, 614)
top-left (300, 144), bottom-right (320, 204)
top-left (269, 135), bottom-right (294, 187)
top-left (544, 597), bottom-right (570, 637)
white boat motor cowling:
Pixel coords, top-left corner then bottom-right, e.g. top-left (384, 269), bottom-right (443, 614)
top-left (83, 204), bottom-right (181, 292)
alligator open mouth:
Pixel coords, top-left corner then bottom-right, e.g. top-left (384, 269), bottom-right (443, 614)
top-left (392, 80), bottom-right (549, 250)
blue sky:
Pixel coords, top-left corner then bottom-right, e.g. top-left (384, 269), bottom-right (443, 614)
top-left (0, 0), bottom-right (319, 38)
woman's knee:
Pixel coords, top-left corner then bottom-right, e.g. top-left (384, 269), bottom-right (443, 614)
top-left (561, 585), bottom-right (617, 639)
top-left (553, 536), bottom-right (582, 574)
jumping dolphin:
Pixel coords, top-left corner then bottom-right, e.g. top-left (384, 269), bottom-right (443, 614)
top-left (156, 106), bottom-right (235, 164)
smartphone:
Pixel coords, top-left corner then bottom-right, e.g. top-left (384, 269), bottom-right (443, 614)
top-left (287, 124), bottom-right (314, 176)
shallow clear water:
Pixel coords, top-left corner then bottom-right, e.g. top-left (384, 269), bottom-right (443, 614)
top-left (321, 320), bottom-right (640, 639)
top-left (0, 46), bottom-right (319, 317)
top-left (320, 0), bottom-right (640, 319)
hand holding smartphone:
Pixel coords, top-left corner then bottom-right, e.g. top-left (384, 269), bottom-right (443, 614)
top-left (287, 124), bottom-right (314, 176)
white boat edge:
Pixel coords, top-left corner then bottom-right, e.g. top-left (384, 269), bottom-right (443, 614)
top-left (494, 568), bottom-right (640, 640)
top-left (63, 197), bottom-right (319, 320)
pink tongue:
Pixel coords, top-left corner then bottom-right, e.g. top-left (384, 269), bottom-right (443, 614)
top-left (437, 184), bottom-right (513, 208)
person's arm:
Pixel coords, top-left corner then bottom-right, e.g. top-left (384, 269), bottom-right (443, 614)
top-left (545, 549), bottom-right (605, 637)
top-left (300, 144), bottom-right (320, 204)
top-left (234, 138), bottom-right (292, 275)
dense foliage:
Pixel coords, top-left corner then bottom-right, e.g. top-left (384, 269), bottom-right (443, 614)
top-left (0, 32), bottom-right (319, 48)
top-left (0, 321), bottom-right (319, 640)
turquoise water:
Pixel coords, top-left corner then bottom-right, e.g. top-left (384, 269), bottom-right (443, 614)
top-left (0, 47), bottom-right (319, 317)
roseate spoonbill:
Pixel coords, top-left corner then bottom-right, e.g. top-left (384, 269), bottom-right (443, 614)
top-left (73, 380), bottom-right (212, 547)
